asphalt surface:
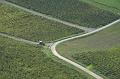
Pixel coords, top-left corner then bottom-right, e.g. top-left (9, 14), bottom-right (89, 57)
top-left (0, 1), bottom-right (120, 79)
top-left (51, 19), bottom-right (120, 79)
top-left (0, 19), bottom-right (119, 79)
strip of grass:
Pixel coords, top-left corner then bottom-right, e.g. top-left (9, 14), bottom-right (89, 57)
top-left (92, 0), bottom-right (120, 10)
top-left (0, 36), bottom-right (94, 79)
top-left (57, 22), bottom-right (120, 79)
top-left (80, 0), bottom-right (120, 14)
top-left (6, 0), bottom-right (120, 28)
top-left (0, 4), bottom-right (83, 42)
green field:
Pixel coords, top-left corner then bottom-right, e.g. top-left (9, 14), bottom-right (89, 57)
top-left (57, 22), bottom-right (120, 79)
top-left (92, 0), bottom-right (120, 9)
top-left (0, 4), bottom-right (82, 42)
top-left (0, 35), bottom-right (95, 79)
top-left (6, 0), bottom-right (120, 28)
top-left (81, 0), bottom-right (120, 14)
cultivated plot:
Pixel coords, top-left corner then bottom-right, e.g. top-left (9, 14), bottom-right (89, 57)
top-left (6, 0), bottom-right (120, 28)
top-left (0, 4), bottom-right (83, 42)
top-left (57, 22), bottom-right (120, 79)
top-left (0, 36), bottom-right (93, 79)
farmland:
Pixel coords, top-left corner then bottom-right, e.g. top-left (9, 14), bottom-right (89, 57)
top-left (0, 3), bottom-right (82, 42)
top-left (0, 36), bottom-right (94, 79)
top-left (0, 0), bottom-right (120, 79)
top-left (57, 22), bottom-right (120, 79)
top-left (6, 0), bottom-right (120, 28)
top-left (92, 0), bottom-right (120, 9)
top-left (81, 0), bottom-right (120, 14)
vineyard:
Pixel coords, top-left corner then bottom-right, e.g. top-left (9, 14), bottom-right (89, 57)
top-left (57, 22), bottom-right (120, 79)
top-left (0, 36), bottom-right (91, 79)
top-left (73, 48), bottom-right (120, 79)
top-left (0, 4), bottom-right (82, 42)
top-left (6, 0), bottom-right (120, 28)
top-left (0, 0), bottom-right (120, 79)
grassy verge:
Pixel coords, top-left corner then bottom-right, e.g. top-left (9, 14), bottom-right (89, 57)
top-left (0, 35), bottom-right (96, 79)
top-left (57, 22), bottom-right (120, 79)
top-left (80, 0), bottom-right (120, 14)
top-left (6, 0), bottom-right (120, 28)
top-left (91, 0), bottom-right (120, 10)
top-left (0, 3), bottom-right (83, 42)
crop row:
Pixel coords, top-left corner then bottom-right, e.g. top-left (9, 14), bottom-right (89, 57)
top-left (0, 36), bottom-right (89, 79)
top-left (6, 0), bottom-right (120, 28)
top-left (57, 22), bottom-right (120, 79)
top-left (0, 4), bottom-right (83, 42)
top-left (73, 48), bottom-right (120, 79)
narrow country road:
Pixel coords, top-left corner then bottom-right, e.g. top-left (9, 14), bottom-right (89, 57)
top-left (0, 19), bottom-right (119, 79)
top-left (0, 33), bottom-right (38, 45)
top-left (1, 1), bottom-right (95, 32)
top-left (0, 19), bottom-right (120, 79)
top-left (51, 19), bottom-right (120, 79)
top-left (0, 1), bottom-right (120, 79)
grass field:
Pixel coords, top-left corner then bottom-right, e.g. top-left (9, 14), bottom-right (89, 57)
top-left (0, 35), bottom-right (95, 79)
top-left (81, 0), bottom-right (120, 14)
top-left (57, 22), bottom-right (120, 79)
top-left (0, 3), bottom-right (83, 42)
top-left (6, 0), bottom-right (120, 28)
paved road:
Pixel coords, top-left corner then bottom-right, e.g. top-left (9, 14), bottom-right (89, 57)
top-left (51, 19), bottom-right (120, 79)
top-left (0, 1), bottom-right (120, 79)
top-left (2, 1), bottom-right (95, 32)
top-left (0, 19), bottom-right (119, 79)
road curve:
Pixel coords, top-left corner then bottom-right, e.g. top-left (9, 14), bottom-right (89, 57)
top-left (51, 19), bottom-right (120, 79)
top-left (2, 1), bottom-right (94, 32)
top-left (0, 1), bottom-right (120, 79)
top-left (0, 19), bottom-right (119, 79)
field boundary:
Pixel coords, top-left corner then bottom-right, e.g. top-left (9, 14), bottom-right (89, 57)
top-left (0, 1), bottom-right (120, 79)
top-left (51, 19), bottom-right (120, 79)
top-left (0, 19), bottom-right (119, 79)
top-left (0, 33), bottom-right (38, 45)
top-left (92, 0), bottom-right (120, 11)
top-left (1, 0), bottom-right (95, 32)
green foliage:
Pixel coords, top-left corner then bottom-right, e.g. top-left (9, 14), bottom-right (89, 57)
top-left (0, 4), bottom-right (82, 42)
top-left (6, 0), bottom-right (120, 28)
top-left (57, 22), bottom-right (120, 79)
top-left (73, 48), bottom-right (120, 79)
top-left (86, 0), bottom-right (120, 10)
top-left (0, 36), bottom-right (89, 79)
top-left (80, 0), bottom-right (120, 14)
